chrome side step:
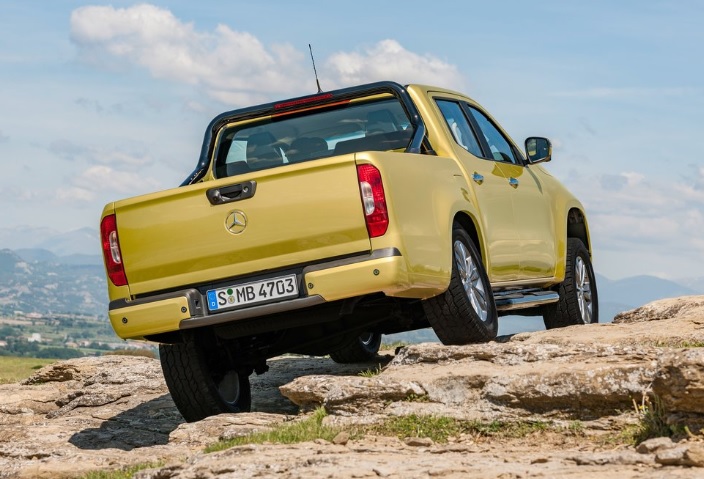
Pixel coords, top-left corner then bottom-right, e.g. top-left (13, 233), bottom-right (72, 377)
top-left (493, 289), bottom-right (559, 312)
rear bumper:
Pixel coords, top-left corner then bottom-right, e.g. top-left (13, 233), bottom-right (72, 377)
top-left (109, 248), bottom-right (411, 340)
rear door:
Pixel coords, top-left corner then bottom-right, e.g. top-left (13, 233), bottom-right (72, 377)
top-left (434, 97), bottom-right (521, 283)
top-left (466, 105), bottom-right (556, 280)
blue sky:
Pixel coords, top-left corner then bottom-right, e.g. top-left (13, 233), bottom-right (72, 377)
top-left (0, 1), bottom-right (702, 280)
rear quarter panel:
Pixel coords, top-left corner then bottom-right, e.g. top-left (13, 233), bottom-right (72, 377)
top-left (357, 151), bottom-right (476, 298)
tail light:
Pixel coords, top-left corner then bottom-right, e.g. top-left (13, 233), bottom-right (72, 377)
top-left (356, 164), bottom-right (388, 237)
top-left (100, 214), bottom-right (128, 286)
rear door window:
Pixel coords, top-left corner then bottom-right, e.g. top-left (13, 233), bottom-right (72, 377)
top-left (436, 100), bottom-right (483, 157)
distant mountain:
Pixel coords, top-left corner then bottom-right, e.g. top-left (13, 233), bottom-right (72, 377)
top-left (15, 248), bottom-right (102, 266)
top-left (596, 274), bottom-right (698, 309)
top-left (0, 249), bottom-right (107, 316)
top-left (35, 228), bottom-right (100, 257)
top-left (13, 248), bottom-right (59, 264)
top-left (0, 227), bottom-right (100, 257)
top-left (677, 277), bottom-right (704, 295)
top-left (0, 226), bottom-right (59, 251)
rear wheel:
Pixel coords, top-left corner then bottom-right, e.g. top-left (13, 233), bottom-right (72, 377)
top-left (160, 339), bottom-right (251, 422)
top-left (542, 238), bottom-right (598, 329)
top-left (423, 225), bottom-right (498, 344)
top-left (329, 331), bottom-right (382, 363)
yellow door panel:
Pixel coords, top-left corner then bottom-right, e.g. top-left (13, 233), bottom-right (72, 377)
top-left (500, 163), bottom-right (557, 278)
top-left (455, 150), bottom-right (520, 282)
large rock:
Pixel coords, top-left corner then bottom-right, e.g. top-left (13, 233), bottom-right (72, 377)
top-left (281, 342), bottom-right (661, 422)
top-left (653, 348), bottom-right (704, 429)
top-left (0, 356), bottom-right (290, 478)
top-left (614, 296), bottom-right (704, 324)
top-left (1, 295), bottom-right (704, 478)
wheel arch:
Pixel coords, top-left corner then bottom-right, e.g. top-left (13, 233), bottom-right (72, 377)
top-left (452, 211), bottom-right (485, 261)
top-left (567, 207), bottom-right (591, 255)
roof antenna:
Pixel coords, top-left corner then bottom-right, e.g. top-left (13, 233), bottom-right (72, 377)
top-left (308, 44), bottom-right (323, 93)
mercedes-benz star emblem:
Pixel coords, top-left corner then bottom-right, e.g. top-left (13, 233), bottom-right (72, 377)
top-left (225, 210), bottom-right (247, 235)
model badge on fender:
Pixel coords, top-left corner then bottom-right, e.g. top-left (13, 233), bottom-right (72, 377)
top-left (225, 210), bottom-right (247, 235)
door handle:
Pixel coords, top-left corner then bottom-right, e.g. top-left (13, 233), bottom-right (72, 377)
top-left (472, 172), bottom-right (484, 185)
top-left (509, 177), bottom-right (519, 189)
top-left (206, 180), bottom-right (257, 205)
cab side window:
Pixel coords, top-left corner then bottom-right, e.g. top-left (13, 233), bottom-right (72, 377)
top-left (468, 107), bottom-right (518, 164)
top-left (436, 100), bottom-right (483, 158)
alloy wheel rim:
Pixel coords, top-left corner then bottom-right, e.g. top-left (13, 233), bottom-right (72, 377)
top-left (217, 370), bottom-right (241, 406)
top-left (359, 332), bottom-right (375, 346)
top-left (454, 240), bottom-right (489, 322)
top-left (575, 256), bottom-right (593, 324)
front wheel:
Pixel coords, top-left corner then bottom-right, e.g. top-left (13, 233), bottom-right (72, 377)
top-left (423, 225), bottom-right (498, 345)
top-left (542, 238), bottom-right (599, 329)
top-left (160, 339), bottom-right (251, 422)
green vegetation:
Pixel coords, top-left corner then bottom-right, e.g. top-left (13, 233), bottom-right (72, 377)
top-left (652, 340), bottom-right (704, 348)
top-left (0, 356), bottom-right (55, 384)
top-left (566, 420), bottom-right (585, 435)
top-left (81, 462), bottom-right (163, 479)
top-left (600, 395), bottom-right (692, 446)
top-left (205, 407), bottom-right (340, 453)
top-left (367, 415), bottom-right (550, 443)
top-left (404, 393), bottom-right (430, 402)
top-left (206, 410), bottom-right (557, 454)
top-left (0, 314), bottom-right (157, 359)
top-left (369, 414), bottom-right (460, 443)
top-left (358, 364), bottom-right (383, 377)
top-left (628, 395), bottom-right (686, 444)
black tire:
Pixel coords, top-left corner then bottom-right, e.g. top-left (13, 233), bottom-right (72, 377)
top-left (423, 225), bottom-right (498, 344)
top-left (159, 340), bottom-right (251, 422)
top-left (542, 238), bottom-right (599, 329)
top-left (329, 332), bottom-right (382, 363)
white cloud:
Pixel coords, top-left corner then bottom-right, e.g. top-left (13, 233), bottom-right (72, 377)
top-left (71, 5), bottom-right (308, 104)
top-left (552, 87), bottom-right (699, 99)
top-left (0, 186), bottom-right (39, 202)
top-left (50, 139), bottom-right (151, 166)
top-left (565, 171), bottom-right (704, 261)
top-left (66, 165), bottom-right (161, 201)
top-left (70, 5), bottom-right (464, 106)
top-left (56, 186), bottom-right (95, 202)
top-left (324, 40), bottom-right (465, 90)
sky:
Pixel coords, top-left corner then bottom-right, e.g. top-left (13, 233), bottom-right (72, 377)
top-left (0, 0), bottom-right (702, 281)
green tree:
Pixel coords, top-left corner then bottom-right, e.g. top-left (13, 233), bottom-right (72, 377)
top-left (35, 347), bottom-right (84, 359)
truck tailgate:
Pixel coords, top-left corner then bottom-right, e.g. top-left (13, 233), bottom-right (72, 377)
top-left (115, 156), bottom-right (370, 296)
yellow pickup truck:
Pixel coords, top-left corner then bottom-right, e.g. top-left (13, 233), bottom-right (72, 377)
top-left (100, 81), bottom-right (597, 421)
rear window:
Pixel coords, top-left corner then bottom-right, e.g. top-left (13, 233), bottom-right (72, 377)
top-left (213, 97), bottom-right (413, 178)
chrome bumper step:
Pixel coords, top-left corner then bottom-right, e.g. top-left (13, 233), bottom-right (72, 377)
top-left (494, 289), bottom-right (559, 312)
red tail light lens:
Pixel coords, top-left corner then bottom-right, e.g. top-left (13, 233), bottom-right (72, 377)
top-left (356, 164), bottom-right (388, 238)
top-left (100, 214), bottom-right (128, 286)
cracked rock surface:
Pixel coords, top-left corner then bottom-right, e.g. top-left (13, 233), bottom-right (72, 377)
top-left (1, 296), bottom-right (704, 478)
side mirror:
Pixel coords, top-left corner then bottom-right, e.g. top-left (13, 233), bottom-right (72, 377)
top-left (525, 137), bottom-right (552, 164)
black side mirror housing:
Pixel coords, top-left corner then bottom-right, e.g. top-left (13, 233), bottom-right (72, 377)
top-left (525, 137), bottom-right (552, 164)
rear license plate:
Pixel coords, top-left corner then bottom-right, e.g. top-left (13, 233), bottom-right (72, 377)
top-left (206, 274), bottom-right (298, 312)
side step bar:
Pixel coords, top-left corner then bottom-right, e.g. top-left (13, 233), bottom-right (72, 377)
top-left (494, 289), bottom-right (559, 312)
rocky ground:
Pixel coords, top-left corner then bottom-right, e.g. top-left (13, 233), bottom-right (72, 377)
top-left (1, 296), bottom-right (703, 478)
